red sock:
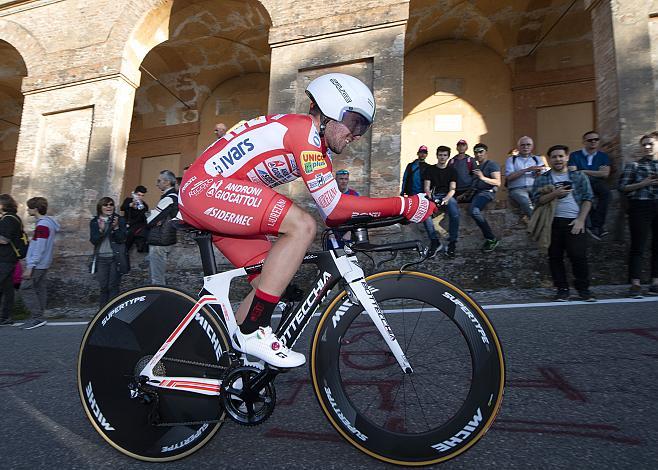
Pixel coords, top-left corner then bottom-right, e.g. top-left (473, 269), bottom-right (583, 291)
top-left (240, 289), bottom-right (280, 334)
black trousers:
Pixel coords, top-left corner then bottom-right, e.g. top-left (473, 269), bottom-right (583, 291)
top-left (0, 261), bottom-right (16, 320)
top-left (548, 218), bottom-right (589, 291)
top-left (627, 200), bottom-right (658, 281)
top-left (588, 177), bottom-right (610, 230)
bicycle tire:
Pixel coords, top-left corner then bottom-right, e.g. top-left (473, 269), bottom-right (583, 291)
top-left (310, 271), bottom-right (505, 466)
top-left (77, 286), bottom-right (230, 462)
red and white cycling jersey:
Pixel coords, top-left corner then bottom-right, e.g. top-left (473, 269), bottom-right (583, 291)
top-left (180, 113), bottom-right (405, 229)
top-left (179, 113), bottom-right (431, 272)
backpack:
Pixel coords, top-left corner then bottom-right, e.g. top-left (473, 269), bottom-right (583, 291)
top-left (448, 156), bottom-right (474, 172)
top-left (3, 214), bottom-right (29, 259)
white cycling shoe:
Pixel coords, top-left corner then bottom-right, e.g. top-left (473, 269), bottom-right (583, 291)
top-left (233, 326), bottom-right (306, 369)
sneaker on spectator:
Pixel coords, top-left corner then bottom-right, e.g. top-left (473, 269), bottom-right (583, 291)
top-left (425, 239), bottom-right (442, 259)
top-left (445, 241), bottom-right (456, 258)
top-left (627, 285), bottom-right (643, 299)
top-left (649, 285), bottom-right (658, 296)
top-left (23, 319), bottom-right (47, 330)
top-left (577, 290), bottom-right (596, 302)
top-left (553, 288), bottom-right (570, 302)
top-left (482, 239), bottom-right (499, 252)
top-left (0, 318), bottom-right (14, 326)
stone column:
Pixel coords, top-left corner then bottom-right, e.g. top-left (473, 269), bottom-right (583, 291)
top-left (587, 0), bottom-right (657, 161)
top-left (268, 12), bottom-right (407, 203)
top-left (12, 73), bottom-right (138, 254)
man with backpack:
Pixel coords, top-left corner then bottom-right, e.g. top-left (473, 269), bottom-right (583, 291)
top-left (0, 194), bottom-right (25, 326)
top-left (505, 136), bottom-right (546, 224)
top-left (451, 139), bottom-right (475, 201)
top-left (147, 170), bottom-right (179, 285)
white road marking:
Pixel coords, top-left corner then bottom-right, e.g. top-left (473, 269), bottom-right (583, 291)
top-left (20, 295), bottom-right (658, 327)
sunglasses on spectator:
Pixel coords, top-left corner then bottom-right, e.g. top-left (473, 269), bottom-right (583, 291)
top-left (586, 138), bottom-right (600, 142)
top-left (474, 149), bottom-right (486, 153)
top-left (102, 203), bottom-right (115, 207)
top-left (336, 170), bottom-right (350, 176)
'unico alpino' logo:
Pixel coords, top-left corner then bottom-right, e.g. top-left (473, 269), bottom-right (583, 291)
top-left (301, 151), bottom-right (326, 174)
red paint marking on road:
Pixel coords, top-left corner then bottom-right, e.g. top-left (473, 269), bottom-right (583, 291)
top-left (494, 419), bottom-right (642, 445)
top-left (509, 367), bottom-right (586, 402)
top-left (0, 370), bottom-right (47, 389)
top-left (592, 326), bottom-right (658, 342)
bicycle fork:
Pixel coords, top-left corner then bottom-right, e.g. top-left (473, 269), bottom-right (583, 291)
top-left (338, 256), bottom-right (414, 374)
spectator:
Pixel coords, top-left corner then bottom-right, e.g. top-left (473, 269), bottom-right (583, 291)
top-left (568, 131), bottom-right (611, 240)
top-left (506, 136), bottom-right (546, 224)
top-left (214, 123), bottom-right (227, 139)
top-left (21, 197), bottom-right (60, 330)
top-left (325, 169), bottom-right (359, 249)
top-left (532, 145), bottom-right (594, 302)
top-left (336, 169), bottom-right (359, 196)
top-left (401, 145), bottom-right (439, 249)
top-left (469, 143), bottom-right (501, 252)
top-left (618, 134), bottom-right (658, 298)
top-left (450, 139), bottom-right (475, 201)
top-left (0, 194), bottom-right (21, 326)
top-left (90, 197), bottom-right (129, 307)
top-left (120, 185), bottom-right (149, 253)
top-left (401, 145), bottom-right (429, 197)
top-left (147, 170), bottom-right (179, 285)
top-left (423, 145), bottom-right (459, 257)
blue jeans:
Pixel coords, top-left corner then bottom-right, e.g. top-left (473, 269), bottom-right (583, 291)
top-left (469, 191), bottom-right (496, 241)
top-left (508, 186), bottom-right (534, 217)
top-left (434, 194), bottom-right (460, 243)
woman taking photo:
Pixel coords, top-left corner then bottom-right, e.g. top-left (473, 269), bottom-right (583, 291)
top-left (89, 197), bottom-right (129, 307)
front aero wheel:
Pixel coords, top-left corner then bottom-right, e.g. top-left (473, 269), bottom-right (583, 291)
top-left (77, 286), bottom-right (230, 461)
top-left (311, 271), bottom-right (505, 466)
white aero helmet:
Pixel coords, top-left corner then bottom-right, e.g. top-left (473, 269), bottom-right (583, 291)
top-left (305, 73), bottom-right (376, 136)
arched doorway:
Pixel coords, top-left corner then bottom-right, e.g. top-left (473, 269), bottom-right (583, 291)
top-left (124, 0), bottom-right (272, 208)
top-left (404, 0), bottom-right (596, 177)
top-left (0, 40), bottom-right (27, 193)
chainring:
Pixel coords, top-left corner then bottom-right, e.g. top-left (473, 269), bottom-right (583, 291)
top-left (220, 365), bottom-right (276, 426)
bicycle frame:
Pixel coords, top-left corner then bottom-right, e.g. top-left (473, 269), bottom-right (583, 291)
top-left (139, 249), bottom-right (413, 396)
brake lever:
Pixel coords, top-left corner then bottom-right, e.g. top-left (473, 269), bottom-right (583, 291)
top-left (375, 250), bottom-right (399, 269)
top-left (400, 241), bottom-right (428, 272)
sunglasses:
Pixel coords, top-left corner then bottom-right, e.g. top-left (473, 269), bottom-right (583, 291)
top-left (474, 149), bottom-right (486, 153)
top-left (339, 111), bottom-right (371, 137)
top-left (102, 203), bottom-right (115, 207)
top-left (586, 138), bottom-right (600, 142)
top-left (336, 170), bottom-right (350, 176)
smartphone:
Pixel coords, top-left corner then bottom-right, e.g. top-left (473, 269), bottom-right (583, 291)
top-left (554, 181), bottom-right (572, 190)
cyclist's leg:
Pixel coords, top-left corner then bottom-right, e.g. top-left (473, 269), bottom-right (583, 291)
top-left (180, 175), bottom-right (313, 366)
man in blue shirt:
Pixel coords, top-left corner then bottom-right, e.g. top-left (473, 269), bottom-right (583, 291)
top-left (568, 130), bottom-right (611, 240)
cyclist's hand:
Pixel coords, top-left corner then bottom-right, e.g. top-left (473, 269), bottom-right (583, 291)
top-left (401, 194), bottom-right (435, 223)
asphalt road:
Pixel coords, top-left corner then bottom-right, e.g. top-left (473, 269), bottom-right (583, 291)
top-left (1, 297), bottom-right (657, 469)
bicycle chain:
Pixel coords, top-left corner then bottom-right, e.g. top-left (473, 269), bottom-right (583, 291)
top-left (161, 356), bottom-right (226, 370)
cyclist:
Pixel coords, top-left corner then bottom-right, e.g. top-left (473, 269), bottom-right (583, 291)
top-left (179, 73), bottom-right (435, 368)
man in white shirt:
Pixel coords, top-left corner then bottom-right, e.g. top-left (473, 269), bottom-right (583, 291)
top-left (505, 136), bottom-right (545, 223)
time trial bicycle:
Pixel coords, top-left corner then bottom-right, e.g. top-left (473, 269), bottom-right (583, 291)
top-left (77, 215), bottom-right (505, 466)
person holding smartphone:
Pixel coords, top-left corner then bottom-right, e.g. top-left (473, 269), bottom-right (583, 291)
top-left (532, 145), bottom-right (594, 302)
top-left (618, 134), bottom-right (658, 298)
top-left (89, 197), bottom-right (129, 307)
